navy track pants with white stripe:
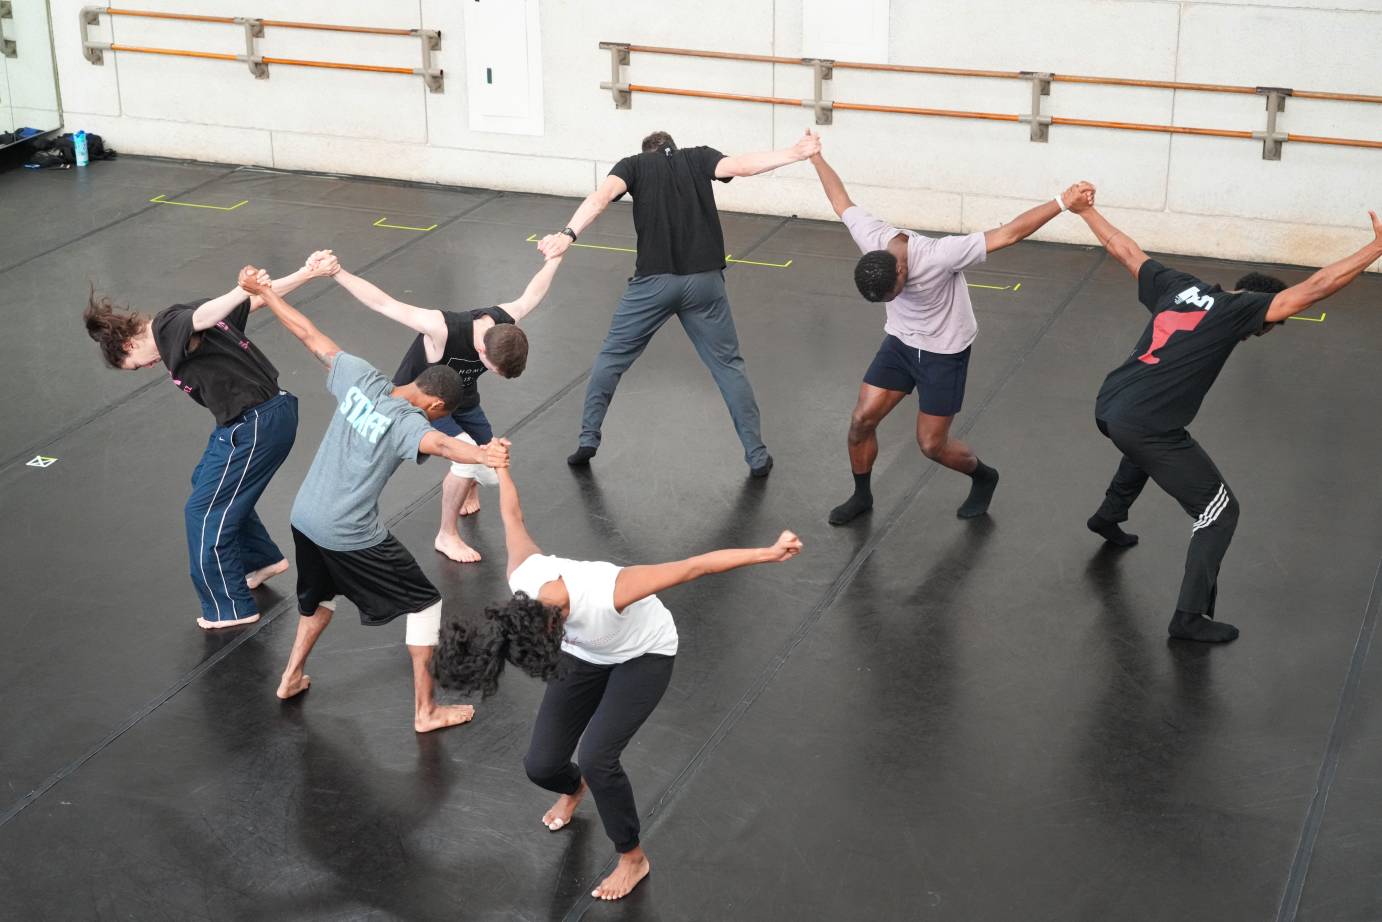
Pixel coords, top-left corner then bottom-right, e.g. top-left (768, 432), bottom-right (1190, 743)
top-left (1095, 420), bottom-right (1239, 616)
top-left (184, 392), bottom-right (298, 623)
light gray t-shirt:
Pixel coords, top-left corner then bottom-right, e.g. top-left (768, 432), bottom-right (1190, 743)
top-left (841, 205), bottom-right (986, 355)
top-left (290, 352), bottom-right (434, 551)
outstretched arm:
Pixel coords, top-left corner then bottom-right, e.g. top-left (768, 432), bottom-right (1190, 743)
top-left (1266, 211), bottom-right (1382, 322)
top-left (332, 264), bottom-right (449, 361)
top-left (810, 152), bottom-right (856, 218)
top-left (191, 252), bottom-right (336, 331)
top-left (237, 266), bottom-right (341, 367)
top-left (497, 466), bottom-right (542, 578)
top-left (612, 531), bottom-right (802, 612)
top-left (536, 175), bottom-right (628, 258)
top-left (421, 431), bottom-right (509, 468)
top-left (498, 255), bottom-right (564, 322)
top-left (715, 129), bottom-right (821, 179)
top-left (1076, 204), bottom-right (1150, 279)
top-left (984, 182), bottom-right (1091, 254)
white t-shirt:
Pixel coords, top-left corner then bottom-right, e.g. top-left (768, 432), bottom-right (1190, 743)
top-left (509, 554), bottom-right (679, 666)
top-left (841, 205), bottom-right (986, 355)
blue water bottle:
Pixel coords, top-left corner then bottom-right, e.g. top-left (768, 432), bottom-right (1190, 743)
top-left (74, 130), bottom-right (89, 167)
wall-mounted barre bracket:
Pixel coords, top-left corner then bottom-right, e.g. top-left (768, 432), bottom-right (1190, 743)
top-left (0, 2), bottom-right (16, 58)
top-left (804, 58), bottom-right (834, 125)
top-left (1018, 71), bottom-right (1052, 142)
top-left (599, 41), bottom-right (631, 109)
top-left (235, 17), bottom-right (267, 78)
top-left (413, 28), bottom-right (442, 93)
top-left (1254, 86), bottom-right (1291, 161)
top-left (79, 6), bottom-right (104, 64)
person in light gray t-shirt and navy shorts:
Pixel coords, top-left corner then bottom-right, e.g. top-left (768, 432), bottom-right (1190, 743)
top-left (809, 140), bottom-right (1092, 525)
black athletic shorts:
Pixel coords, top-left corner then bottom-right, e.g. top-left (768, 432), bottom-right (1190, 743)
top-left (863, 335), bottom-right (971, 417)
top-left (292, 527), bottom-right (441, 626)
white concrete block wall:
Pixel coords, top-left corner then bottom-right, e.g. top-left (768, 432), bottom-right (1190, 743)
top-left (43, 0), bottom-right (1382, 271)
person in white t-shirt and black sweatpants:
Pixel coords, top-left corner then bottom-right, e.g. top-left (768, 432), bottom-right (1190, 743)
top-left (431, 467), bottom-right (802, 902)
top-left (809, 141), bottom-right (1091, 525)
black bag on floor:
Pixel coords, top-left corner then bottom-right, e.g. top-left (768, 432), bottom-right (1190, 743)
top-left (28, 132), bottom-right (118, 167)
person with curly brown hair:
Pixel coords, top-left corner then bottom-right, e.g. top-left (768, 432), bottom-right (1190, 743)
top-left (81, 256), bottom-right (335, 629)
top-left (431, 467), bottom-right (802, 901)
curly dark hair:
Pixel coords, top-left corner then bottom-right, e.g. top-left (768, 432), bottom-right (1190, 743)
top-left (854, 250), bottom-right (899, 302)
top-left (1234, 271), bottom-right (1287, 294)
top-left (431, 592), bottom-right (565, 699)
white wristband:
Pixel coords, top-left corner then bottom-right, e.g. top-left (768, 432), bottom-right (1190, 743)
top-left (1054, 194), bottom-right (1067, 212)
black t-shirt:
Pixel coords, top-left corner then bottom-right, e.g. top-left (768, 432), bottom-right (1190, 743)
top-left (608, 146), bottom-right (732, 278)
top-left (152, 299), bottom-right (279, 426)
top-left (391, 306), bottom-right (515, 412)
top-left (1096, 259), bottom-right (1273, 432)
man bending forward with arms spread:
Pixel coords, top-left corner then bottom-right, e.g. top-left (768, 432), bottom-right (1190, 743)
top-left (538, 128), bottom-right (822, 477)
top-left (812, 140), bottom-right (1090, 523)
top-left (238, 268), bottom-right (508, 730)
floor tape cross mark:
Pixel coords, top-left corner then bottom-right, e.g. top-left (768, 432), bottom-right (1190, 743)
top-left (374, 217), bottom-right (439, 232)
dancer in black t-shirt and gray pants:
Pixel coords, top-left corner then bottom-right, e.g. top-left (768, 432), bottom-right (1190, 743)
top-left (83, 256), bottom-right (335, 628)
top-left (324, 251), bottom-right (563, 563)
top-left (538, 129), bottom-right (822, 477)
top-left (1075, 196), bottom-right (1382, 643)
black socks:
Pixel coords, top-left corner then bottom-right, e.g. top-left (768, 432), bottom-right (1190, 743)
top-left (829, 472), bottom-right (873, 525)
top-left (956, 461), bottom-right (999, 519)
top-left (566, 445), bottom-right (597, 466)
top-left (1169, 609), bottom-right (1239, 644)
top-left (1087, 514), bottom-right (1139, 547)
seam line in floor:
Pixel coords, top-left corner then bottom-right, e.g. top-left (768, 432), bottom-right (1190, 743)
top-left (561, 249), bottom-right (1109, 921)
top-left (1276, 554), bottom-right (1382, 922)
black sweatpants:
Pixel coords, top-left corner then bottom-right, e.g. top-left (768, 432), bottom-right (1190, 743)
top-left (523, 651), bottom-right (675, 853)
top-left (1095, 420), bottom-right (1240, 615)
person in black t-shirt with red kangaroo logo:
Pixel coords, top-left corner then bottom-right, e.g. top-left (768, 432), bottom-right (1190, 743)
top-left (1073, 190), bottom-right (1382, 643)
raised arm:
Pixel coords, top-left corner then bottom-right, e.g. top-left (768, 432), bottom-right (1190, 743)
top-left (497, 466), bottom-right (542, 578)
top-left (715, 129), bottom-right (820, 179)
top-left (1075, 204), bottom-right (1150, 279)
top-left (237, 266), bottom-right (341, 367)
top-left (984, 182), bottom-right (1090, 254)
top-left (191, 253), bottom-right (335, 331)
top-left (612, 530), bottom-right (802, 612)
top-left (331, 264), bottom-right (449, 360)
top-left (498, 255), bottom-right (564, 322)
top-left (810, 152), bottom-right (855, 218)
top-left (1265, 210), bottom-right (1382, 322)
top-left (536, 175), bottom-right (628, 258)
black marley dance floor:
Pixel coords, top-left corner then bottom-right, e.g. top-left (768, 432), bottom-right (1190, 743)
top-left (2, 157), bottom-right (1380, 921)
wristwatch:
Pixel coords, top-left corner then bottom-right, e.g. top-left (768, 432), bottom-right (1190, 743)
top-left (561, 227), bottom-right (578, 242)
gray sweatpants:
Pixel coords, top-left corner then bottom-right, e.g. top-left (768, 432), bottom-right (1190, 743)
top-left (578, 269), bottom-right (768, 467)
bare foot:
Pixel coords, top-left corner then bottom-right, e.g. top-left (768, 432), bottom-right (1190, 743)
top-left (414, 704), bottom-right (475, 733)
top-left (197, 612), bottom-right (261, 630)
top-left (592, 850), bottom-right (651, 901)
top-left (542, 781), bottom-right (587, 831)
top-left (435, 533), bottom-right (481, 563)
top-left (458, 484), bottom-right (481, 517)
top-left (276, 671), bottom-right (311, 699)
top-left (245, 559), bottom-right (289, 590)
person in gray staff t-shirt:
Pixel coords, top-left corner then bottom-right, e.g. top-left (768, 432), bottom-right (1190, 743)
top-left (236, 267), bottom-right (509, 734)
top-left (810, 140), bottom-right (1092, 525)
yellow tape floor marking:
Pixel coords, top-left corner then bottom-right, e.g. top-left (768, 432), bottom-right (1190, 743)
top-left (374, 217), bottom-right (439, 232)
top-left (725, 253), bottom-right (792, 268)
top-left (1288, 311), bottom-right (1326, 323)
top-left (149, 194), bottom-right (248, 211)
